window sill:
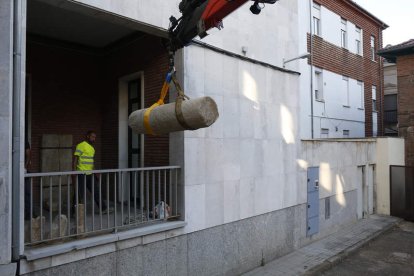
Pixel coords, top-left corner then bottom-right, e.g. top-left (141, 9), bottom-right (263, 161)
top-left (23, 221), bottom-right (186, 262)
top-left (315, 99), bottom-right (325, 103)
top-left (358, 107), bottom-right (364, 110)
top-left (343, 105), bottom-right (351, 108)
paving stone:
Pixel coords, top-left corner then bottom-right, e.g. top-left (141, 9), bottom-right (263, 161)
top-left (243, 215), bottom-right (400, 276)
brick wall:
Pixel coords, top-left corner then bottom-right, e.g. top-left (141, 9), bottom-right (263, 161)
top-left (27, 34), bottom-right (169, 173)
top-left (396, 54), bottom-right (414, 166)
top-left (27, 42), bottom-right (105, 172)
top-left (104, 35), bottom-right (170, 168)
top-left (310, 0), bottom-right (385, 136)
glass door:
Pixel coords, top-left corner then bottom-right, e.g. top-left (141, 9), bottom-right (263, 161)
top-left (128, 79), bottom-right (142, 168)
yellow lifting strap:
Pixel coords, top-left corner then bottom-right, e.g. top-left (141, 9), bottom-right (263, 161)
top-left (144, 72), bottom-right (193, 135)
top-left (143, 75), bottom-right (171, 135)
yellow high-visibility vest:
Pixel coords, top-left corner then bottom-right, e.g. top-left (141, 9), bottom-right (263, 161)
top-left (74, 141), bottom-right (95, 173)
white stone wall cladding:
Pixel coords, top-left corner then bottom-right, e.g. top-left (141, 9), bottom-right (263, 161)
top-left (21, 204), bottom-right (308, 276)
top-left (311, 190), bottom-right (358, 244)
top-left (201, 0), bottom-right (299, 68)
top-left (0, 0), bottom-right (13, 266)
top-left (301, 140), bottom-right (376, 199)
top-left (77, 0), bottom-right (299, 69)
top-left (183, 45), bottom-right (302, 232)
top-left (74, 0), bottom-right (181, 30)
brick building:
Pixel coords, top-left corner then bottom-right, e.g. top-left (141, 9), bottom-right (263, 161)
top-left (378, 39), bottom-right (414, 165)
top-left (295, 0), bottom-right (388, 138)
top-left (382, 60), bottom-right (398, 136)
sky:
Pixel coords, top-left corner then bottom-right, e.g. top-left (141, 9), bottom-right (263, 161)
top-left (352, 0), bottom-right (414, 46)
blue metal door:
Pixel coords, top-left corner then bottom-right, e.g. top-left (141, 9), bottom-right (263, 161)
top-left (307, 167), bottom-right (320, 236)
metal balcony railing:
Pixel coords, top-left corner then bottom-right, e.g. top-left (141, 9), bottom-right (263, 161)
top-left (24, 166), bottom-right (180, 246)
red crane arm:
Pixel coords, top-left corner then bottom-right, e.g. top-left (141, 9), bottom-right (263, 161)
top-left (168, 0), bottom-right (278, 53)
top-left (201, 0), bottom-right (249, 31)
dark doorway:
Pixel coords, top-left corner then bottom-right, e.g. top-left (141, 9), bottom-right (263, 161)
top-left (390, 166), bottom-right (414, 221)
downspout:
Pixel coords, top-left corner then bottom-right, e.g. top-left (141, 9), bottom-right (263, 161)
top-left (309, 0), bottom-right (314, 138)
top-left (378, 26), bottom-right (384, 136)
top-left (12, 0), bottom-right (26, 262)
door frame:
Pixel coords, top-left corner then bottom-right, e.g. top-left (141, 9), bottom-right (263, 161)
top-left (118, 71), bottom-right (145, 169)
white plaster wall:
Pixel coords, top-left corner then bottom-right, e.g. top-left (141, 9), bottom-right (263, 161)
top-left (319, 6), bottom-right (360, 54)
top-left (183, 45), bottom-right (301, 232)
top-left (320, 6), bottom-right (341, 47)
top-left (310, 69), bottom-right (365, 138)
top-left (375, 138), bottom-right (405, 215)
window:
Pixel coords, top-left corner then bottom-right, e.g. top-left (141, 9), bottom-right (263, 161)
top-left (313, 2), bottom-right (321, 9)
top-left (355, 27), bottom-right (362, 55)
top-left (325, 198), bottom-right (330, 219)
top-left (343, 76), bottom-right (350, 106)
top-left (357, 81), bottom-right (364, 109)
top-left (371, 36), bottom-right (376, 61)
top-left (315, 69), bottom-right (323, 100)
top-left (341, 18), bottom-right (347, 48)
top-left (321, 128), bottom-right (329, 138)
top-left (372, 85), bottom-right (377, 112)
top-left (313, 17), bottom-right (321, 36)
top-left (343, 130), bottom-right (350, 138)
top-left (312, 3), bottom-right (321, 36)
top-left (373, 112), bottom-right (378, 136)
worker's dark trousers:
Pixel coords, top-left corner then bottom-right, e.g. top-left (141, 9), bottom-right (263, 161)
top-left (24, 176), bottom-right (32, 220)
top-left (77, 174), bottom-right (107, 209)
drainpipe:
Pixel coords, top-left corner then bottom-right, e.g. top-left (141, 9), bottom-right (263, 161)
top-left (309, 0), bottom-right (314, 139)
top-left (378, 26), bottom-right (384, 136)
top-left (12, 0), bottom-right (26, 261)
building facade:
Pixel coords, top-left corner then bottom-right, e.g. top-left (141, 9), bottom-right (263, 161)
top-left (0, 1), bottom-right (404, 275)
top-left (379, 39), bottom-right (414, 166)
top-left (293, 0), bottom-right (388, 139)
top-left (383, 61), bottom-right (398, 136)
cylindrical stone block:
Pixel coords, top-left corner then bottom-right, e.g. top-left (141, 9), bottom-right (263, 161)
top-left (129, 96), bottom-right (219, 135)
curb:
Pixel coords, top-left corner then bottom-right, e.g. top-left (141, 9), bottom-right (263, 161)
top-left (303, 218), bottom-right (402, 275)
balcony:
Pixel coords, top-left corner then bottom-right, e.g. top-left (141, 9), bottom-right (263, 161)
top-left (24, 166), bottom-right (181, 247)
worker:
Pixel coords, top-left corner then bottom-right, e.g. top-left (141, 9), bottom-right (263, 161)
top-left (73, 131), bottom-right (112, 213)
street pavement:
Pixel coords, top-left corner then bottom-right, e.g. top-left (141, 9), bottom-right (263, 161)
top-left (244, 215), bottom-right (400, 276)
top-left (320, 220), bottom-right (414, 276)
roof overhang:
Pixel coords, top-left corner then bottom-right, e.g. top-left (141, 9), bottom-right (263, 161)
top-left (378, 40), bottom-right (414, 63)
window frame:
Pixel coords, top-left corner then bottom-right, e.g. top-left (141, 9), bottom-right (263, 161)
top-left (321, 128), bottom-right (329, 138)
top-left (341, 18), bottom-right (347, 49)
top-left (355, 27), bottom-right (362, 55)
top-left (314, 69), bottom-right (324, 101)
top-left (357, 81), bottom-right (364, 109)
top-left (343, 76), bottom-right (350, 107)
top-left (312, 2), bottom-right (321, 36)
top-left (370, 35), bottom-right (376, 61)
top-left (372, 85), bottom-right (377, 112)
top-left (343, 130), bottom-right (350, 138)
top-left (313, 16), bottom-right (321, 36)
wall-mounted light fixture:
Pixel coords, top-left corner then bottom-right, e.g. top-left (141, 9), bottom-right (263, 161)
top-left (283, 53), bottom-right (311, 68)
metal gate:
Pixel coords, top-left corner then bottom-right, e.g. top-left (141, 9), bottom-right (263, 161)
top-left (390, 166), bottom-right (414, 221)
top-left (307, 167), bottom-right (320, 236)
